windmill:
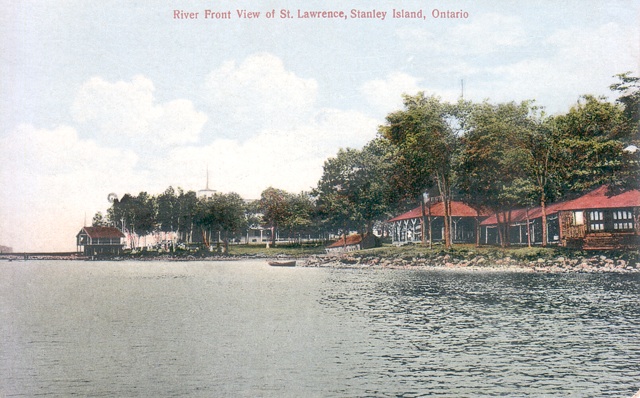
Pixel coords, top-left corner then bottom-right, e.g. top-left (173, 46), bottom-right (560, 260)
top-left (107, 193), bottom-right (118, 203)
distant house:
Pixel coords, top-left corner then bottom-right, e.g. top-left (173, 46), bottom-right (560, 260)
top-left (388, 200), bottom-right (486, 245)
top-left (479, 186), bottom-right (640, 250)
top-left (325, 233), bottom-right (378, 254)
top-left (76, 226), bottom-right (126, 256)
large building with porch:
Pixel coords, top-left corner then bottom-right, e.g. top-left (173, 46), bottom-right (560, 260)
top-left (388, 200), bottom-right (486, 245)
top-left (479, 186), bottom-right (640, 250)
top-left (556, 186), bottom-right (640, 250)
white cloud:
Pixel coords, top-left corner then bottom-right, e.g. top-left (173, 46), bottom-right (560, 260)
top-left (158, 107), bottom-right (379, 199)
top-left (72, 75), bottom-right (207, 147)
top-left (360, 72), bottom-right (423, 114)
top-left (0, 124), bottom-right (140, 252)
top-left (204, 53), bottom-right (319, 138)
top-left (477, 22), bottom-right (640, 113)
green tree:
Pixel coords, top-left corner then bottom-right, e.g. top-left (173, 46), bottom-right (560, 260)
top-left (176, 189), bottom-right (198, 243)
top-left (553, 95), bottom-right (633, 194)
top-left (132, 192), bottom-right (156, 240)
top-left (91, 211), bottom-right (107, 227)
top-left (380, 94), bottom-right (466, 248)
top-left (314, 138), bottom-right (395, 241)
top-left (610, 72), bottom-right (640, 140)
top-left (258, 187), bottom-right (292, 246)
top-left (458, 101), bottom-right (537, 247)
top-left (156, 186), bottom-right (179, 235)
top-left (280, 192), bottom-right (315, 240)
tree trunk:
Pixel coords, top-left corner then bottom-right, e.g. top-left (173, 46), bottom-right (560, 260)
top-left (475, 211), bottom-right (481, 248)
top-left (526, 207), bottom-right (532, 247)
top-left (421, 199), bottom-right (427, 245)
top-left (541, 197), bottom-right (548, 247)
top-left (496, 212), bottom-right (505, 247)
top-left (435, 172), bottom-right (452, 249)
top-left (271, 225), bottom-right (276, 246)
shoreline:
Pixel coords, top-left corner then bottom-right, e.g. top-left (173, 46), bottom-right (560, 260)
top-left (2, 250), bottom-right (638, 274)
top-left (302, 251), bottom-right (640, 274)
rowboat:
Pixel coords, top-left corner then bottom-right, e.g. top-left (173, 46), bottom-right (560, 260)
top-left (268, 260), bottom-right (296, 267)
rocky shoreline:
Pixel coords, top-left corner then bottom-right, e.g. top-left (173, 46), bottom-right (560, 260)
top-left (3, 250), bottom-right (639, 274)
top-left (303, 251), bottom-right (640, 274)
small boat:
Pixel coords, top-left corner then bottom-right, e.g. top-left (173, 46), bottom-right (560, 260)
top-left (268, 260), bottom-right (296, 267)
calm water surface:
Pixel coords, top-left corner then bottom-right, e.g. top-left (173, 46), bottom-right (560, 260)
top-left (1, 260), bottom-right (639, 397)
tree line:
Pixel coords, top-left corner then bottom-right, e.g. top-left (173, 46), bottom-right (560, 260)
top-left (94, 72), bottom-right (639, 249)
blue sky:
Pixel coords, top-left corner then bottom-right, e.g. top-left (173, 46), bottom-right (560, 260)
top-left (1, 0), bottom-right (638, 251)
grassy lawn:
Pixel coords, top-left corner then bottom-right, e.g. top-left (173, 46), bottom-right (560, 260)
top-left (227, 243), bottom-right (327, 257)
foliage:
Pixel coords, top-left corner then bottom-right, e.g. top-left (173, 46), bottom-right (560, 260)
top-left (553, 95), bottom-right (635, 194)
top-left (91, 211), bottom-right (107, 226)
top-left (610, 71), bottom-right (640, 140)
top-left (457, 101), bottom-right (543, 246)
top-left (257, 187), bottom-right (315, 245)
top-left (380, 94), bottom-right (469, 248)
top-left (314, 138), bottom-right (396, 235)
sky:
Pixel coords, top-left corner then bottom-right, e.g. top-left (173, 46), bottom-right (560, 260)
top-left (1, 0), bottom-right (638, 252)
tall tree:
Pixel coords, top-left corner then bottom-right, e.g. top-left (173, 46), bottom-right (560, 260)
top-left (458, 101), bottom-right (537, 247)
top-left (314, 138), bottom-right (395, 239)
top-left (553, 95), bottom-right (632, 194)
top-left (156, 186), bottom-right (179, 236)
top-left (380, 94), bottom-right (465, 248)
top-left (258, 187), bottom-right (292, 246)
top-left (176, 189), bottom-right (198, 243)
top-left (610, 72), bottom-right (640, 140)
top-left (91, 211), bottom-right (107, 227)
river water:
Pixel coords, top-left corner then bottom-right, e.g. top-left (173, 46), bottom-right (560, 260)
top-left (1, 260), bottom-right (639, 397)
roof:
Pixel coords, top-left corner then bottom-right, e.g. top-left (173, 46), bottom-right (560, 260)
top-left (78, 226), bottom-right (125, 239)
top-left (480, 201), bottom-right (566, 226)
top-left (480, 186), bottom-right (640, 226)
top-left (388, 200), bottom-right (485, 223)
top-left (556, 185), bottom-right (640, 211)
top-left (326, 234), bottom-right (363, 248)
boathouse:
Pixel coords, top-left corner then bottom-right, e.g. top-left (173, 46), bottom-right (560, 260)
top-left (388, 200), bottom-right (486, 245)
top-left (76, 226), bottom-right (126, 256)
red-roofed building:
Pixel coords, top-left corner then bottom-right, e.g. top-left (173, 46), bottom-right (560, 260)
top-left (76, 226), bottom-right (126, 256)
top-left (325, 233), bottom-right (378, 254)
top-left (479, 186), bottom-right (640, 249)
top-left (479, 201), bottom-right (566, 246)
top-left (388, 199), bottom-right (487, 245)
top-left (556, 186), bottom-right (640, 249)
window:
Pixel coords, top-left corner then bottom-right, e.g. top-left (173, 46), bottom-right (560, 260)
top-left (589, 210), bottom-right (604, 231)
top-left (613, 210), bottom-right (634, 230)
top-left (572, 211), bottom-right (584, 226)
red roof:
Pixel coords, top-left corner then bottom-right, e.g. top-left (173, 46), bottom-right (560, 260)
top-left (388, 200), bottom-right (485, 222)
top-left (480, 201), bottom-right (566, 226)
top-left (78, 226), bottom-right (125, 239)
top-left (327, 234), bottom-right (363, 248)
top-left (556, 185), bottom-right (640, 211)
top-left (480, 186), bottom-right (640, 226)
